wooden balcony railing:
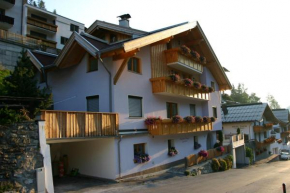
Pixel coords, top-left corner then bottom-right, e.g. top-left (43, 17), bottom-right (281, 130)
top-left (41, 110), bottom-right (119, 139)
top-left (150, 77), bottom-right (209, 100)
top-left (0, 29), bottom-right (41, 48)
top-left (164, 48), bottom-right (203, 74)
top-left (146, 119), bottom-right (212, 136)
top-left (27, 34), bottom-right (57, 48)
top-left (27, 16), bottom-right (57, 32)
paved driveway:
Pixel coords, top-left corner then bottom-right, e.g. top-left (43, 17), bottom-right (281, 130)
top-left (55, 160), bottom-right (290, 193)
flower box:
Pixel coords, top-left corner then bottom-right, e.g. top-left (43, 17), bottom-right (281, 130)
top-left (133, 154), bottom-right (151, 164)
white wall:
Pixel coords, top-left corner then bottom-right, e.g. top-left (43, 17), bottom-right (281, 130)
top-left (223, 122), bottom-right (253, 139)
top-left (4, 0), bottom-right (24, 34)
top-left (48, 53), bottom-right (110, 112)
top-left (118, 132), bottom-right (208, 177)
top-left (50, 138), bottom-right (117, 180)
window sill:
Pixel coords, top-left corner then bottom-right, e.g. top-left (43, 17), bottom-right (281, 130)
top-left (128, 70), bottom-right (142, 75)
top-left (129, 117), bottom-right (143, 119)
top-left (87, 70), bottom-right (98, 73)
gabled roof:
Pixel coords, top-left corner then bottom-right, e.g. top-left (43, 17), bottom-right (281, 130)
top-left (86, 20), bottom-right (147, 36)
top-left (28, 21), bottom-right (232, 90)
top-left (272, 109), bottom-right (289, 124)
top-left (27, 50), bottom-right (57, 71)
top-left (222, 103), bottom-right (279, 123)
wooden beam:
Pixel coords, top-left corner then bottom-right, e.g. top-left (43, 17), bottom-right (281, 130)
top-left (175, 30), bottom-right (191, 38)
top-left (114, 58), bottom-right (130, 85)
top-left (185, 39), bottom-right (204, 46)
top-left (151, 36), bottom-right (173, 46)
top-left (113, 49), bottom-right (139, 61)
top-left (101, 48), bottom-right (124, 58)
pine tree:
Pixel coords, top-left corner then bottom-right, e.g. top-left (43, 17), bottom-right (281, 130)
top-left (37, 0), bottom-right (46, 10)
top-left (4, 50), bottom-right (39, 97)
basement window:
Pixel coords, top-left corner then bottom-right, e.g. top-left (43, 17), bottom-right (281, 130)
top-left (127, 57), bottom-right (141, 74)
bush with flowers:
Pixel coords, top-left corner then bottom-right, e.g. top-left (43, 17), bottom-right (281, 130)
top-left (169, 74), bottom-right (180, 82)
top-left (198, 150), bottom-right (208, 158)
top-left (193, 81), bottom-right (201, 89)
top-left (201, 84), bottom-right (208, 92)
top-left (216, 146), bottom-right (225, 153)
top-left (195, 116), bottom-right (203, 123)
top-left (144, 116), bottom-right (162, 125)
top-left (184, 78), bottom-right (193, 87)
top-left (203, 116), bottom-right (210, 123)
top-left (210, 117), bottom-right (216, 122)
top-left (133, 153), bottom-right (151, 164)
top-left (184, 116), bottom-right (195, 123)
top-left (172, 115), bottom-right (183, 124)
top-left (208, 87), bottom-right (214, 93)
top-left (168, 147), bottom-right (178, 156)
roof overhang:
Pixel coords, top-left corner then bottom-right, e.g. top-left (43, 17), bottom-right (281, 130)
top-left (27, 50), bottom-right (43, 71)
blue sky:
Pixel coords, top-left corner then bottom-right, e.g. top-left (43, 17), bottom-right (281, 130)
top-left (45, 0), bottom-right (290, 108)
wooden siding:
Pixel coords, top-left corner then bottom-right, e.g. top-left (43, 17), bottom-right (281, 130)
top-left (147, 120), bottom-right (212, 136)
top-left (41, 110), bottom-right (119, 139)
top-left (150, 77), bottom-right (209, 100)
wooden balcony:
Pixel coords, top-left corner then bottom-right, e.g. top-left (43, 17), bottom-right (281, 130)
top-left (150, 77), bottom-right (209, 100)
top-left (27, 16), bottom-right (57, 32)
top-left (27, 34), bottom-right (57, 48)
top-left (164, 48), bottom-right (203, 74)
top-left (146, 120), bottom-right (212, 136)
top-left (41, 110), bottom-right (119, 140)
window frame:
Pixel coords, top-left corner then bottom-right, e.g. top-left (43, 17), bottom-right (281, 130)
top-left (87, 55), bottom-right (98, 72)
top-left (60, 36), bottom-right (69, 45)
top-left (166, 102), bottom-right (178, 118)
top-left (134, 143), bottom-right (146, 155)
top-left (86, 95), bottom-right (99, 112)
top-left (128, 95), bottom-right (143, 118)
top-left (190, 104), bottom-right (196, 116)
top-left (168, 139), bottom-right (175, 151)
top-left (70, 24), bottom-right (79, 32)
top-left (127, 57), bottom-right (142, 74)
top-left (212, 106), bottom-right (217, 118)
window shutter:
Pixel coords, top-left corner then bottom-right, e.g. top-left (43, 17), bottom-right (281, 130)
top-left (129, 96), bottom-right (142, 117)
top-left (87, 96), bottom-right (99, 112)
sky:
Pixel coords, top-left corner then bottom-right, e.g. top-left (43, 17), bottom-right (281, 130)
top-left (45, 0), bottom-right (290, 108)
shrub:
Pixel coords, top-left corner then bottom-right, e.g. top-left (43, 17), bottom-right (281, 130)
top-left (0, 181), bottom-right (15, 192)
top-left (184, 170), bottom-right (190, 176)
top-left (224, 158), bottom-right (232, 169)
top-left (172, 115), bottom-right (183, 124)
top-left (246, 147), bottom-right (254, 164)
top-left (0, 107), bottom-right (28, 125)
top-left (226, 154), bottom-right (233, 162)
top-left (219, 159), bottom-right (227, 171)
top-left (211, 158), bottom-right (220, 172)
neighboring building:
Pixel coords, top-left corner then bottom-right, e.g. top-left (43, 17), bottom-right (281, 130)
top-left (222, 103), bottom-right (281, 161)
top-left (272, 109), bottom-right (290, 152)
top-left (28, 15), bottom-right (232, 182)
top-left (0, 0), bottom-right (84, 69)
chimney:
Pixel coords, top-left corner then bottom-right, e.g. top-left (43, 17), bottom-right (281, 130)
top-left (117, 14), bottom-right (131, 27)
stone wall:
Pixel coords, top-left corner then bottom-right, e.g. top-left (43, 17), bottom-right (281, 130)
top-left (0, 41), bottom-right (23, 71)
top-left (0, 122), bottom-right (43, 192)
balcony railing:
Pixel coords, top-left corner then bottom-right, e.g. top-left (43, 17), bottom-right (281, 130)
top-left (41, 110), bottom-right (119, 140)
top-left (253, 125), bottom-right (272, 133)
top-left (150, 77), bottom-right (209, 100)
top-left (164, 48), bottom-right (203, 74)
top-left (0, 14), bottom-right (14, 25)
top-left (146, 119), bottom-right (212, 136)
top-left (27, 34), bottom-right (57, 48)
top-left (231, 134), bottom-right (244, 148)
top-left (27, 16), bottom-right (57, 32)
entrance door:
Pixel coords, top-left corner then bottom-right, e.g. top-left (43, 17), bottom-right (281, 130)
top-left (207, 133), bottom-right (212, 149)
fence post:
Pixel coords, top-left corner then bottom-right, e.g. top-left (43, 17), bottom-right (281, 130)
top-left (283, 183), bottom-right (286, 193)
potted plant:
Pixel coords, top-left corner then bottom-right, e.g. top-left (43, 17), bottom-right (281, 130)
top-left (216, 146), bottom-right (225, 154)
top-left (203, 116), bottom-right (210, 123)
top-left (193, 81), bottom-right (201, 89)
top-left (134, 153), bottom-right (151, 164)
top-left (198, 150), bottom-right (208, 158)
top-left (168, 147), bottom-right (178, 156)
top-left (201, 84), bottom-right (208, 92)
top-left (184, 116), bottom-right (195, 123)
top-left (144, 116), bottom-right (162, 125)
top-left (184, 78), bottom-right (193, 87)
top-left (180, 45), bottom-right (191, 55)
top-left (199, 56), bottom-right (206, 64)
top-left (172, 115), bottom-right (183, 124)
top-left (169, 74), bottom-right (180, 82)
top-left (195, 116), bottom-right (203, 123)
top-left (210, 117), bottom-right (216, 122)
top-left (208, 87), bottom-right (214, 93)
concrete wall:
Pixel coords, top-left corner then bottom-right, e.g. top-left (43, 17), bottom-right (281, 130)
top-left (118, 132), bottom-right (209, 177)
top-left (0, 41), bottom-right (23, 70)
top-left (50, 138), bottom-right (116, 180)
top-left (3, 0), bottom-right (24, 34)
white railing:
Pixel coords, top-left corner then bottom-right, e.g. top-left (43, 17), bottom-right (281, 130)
top-left (231, 134), bottom-right (245, 148)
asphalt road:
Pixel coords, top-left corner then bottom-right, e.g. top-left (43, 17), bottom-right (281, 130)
top-left (56, 160), bottom-right (290, 193)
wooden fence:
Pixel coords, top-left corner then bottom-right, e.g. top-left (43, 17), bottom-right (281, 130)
top-left (41, 110), bottom-right (119, 139)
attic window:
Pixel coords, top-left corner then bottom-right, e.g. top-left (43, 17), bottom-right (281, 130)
top-left (87, 55), bottom-right (98, 72)
top-left (127, 57), bottom-right (141, 74)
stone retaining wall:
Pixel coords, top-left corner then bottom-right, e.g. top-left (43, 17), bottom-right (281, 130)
top-left (0, 122), bottom-right (43, 192)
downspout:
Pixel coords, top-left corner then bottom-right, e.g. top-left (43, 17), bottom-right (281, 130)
top-left (118, 136), bottom-right (122, 179)
top-left (97, 52), bottom-right (112, 112)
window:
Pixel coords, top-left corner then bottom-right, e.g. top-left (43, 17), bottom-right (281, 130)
top-left (127, 57), bottom-right (141, 74)
top-left (167, 102), bottom-right (178, 118)
top-left (211, 81), bottom-right (215, 91)
top-left (0, 9), bottom-right (5, 15)
top-left (212, 107), bottom-right (217, 118)
top-left (193, 136), bottom-right (200, 149)
top-left (70, 24), bottom-right (79, 32)
top-left (134, 143), bottom-right (145, 155)
top-left (168, 139), bottom-right (175, 150)
top-left (60, 36), bottom-right (69, 45)
top-left (264, 131), bottom-right (267, 138)
top-left (87, 55), bottom-right (98, 72)
top-left (31, 14), bottom-right (47, 22)
top-left (110, 34), bottom-right (117, 43)
top-left (128, 96), bottom-right (142, 117)
top-left (190, 104), bottom-right (196, 116)
top-left (30, 31), bottom-right (47, 39)
top-left (86, 95), bottom-right (99, 112)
